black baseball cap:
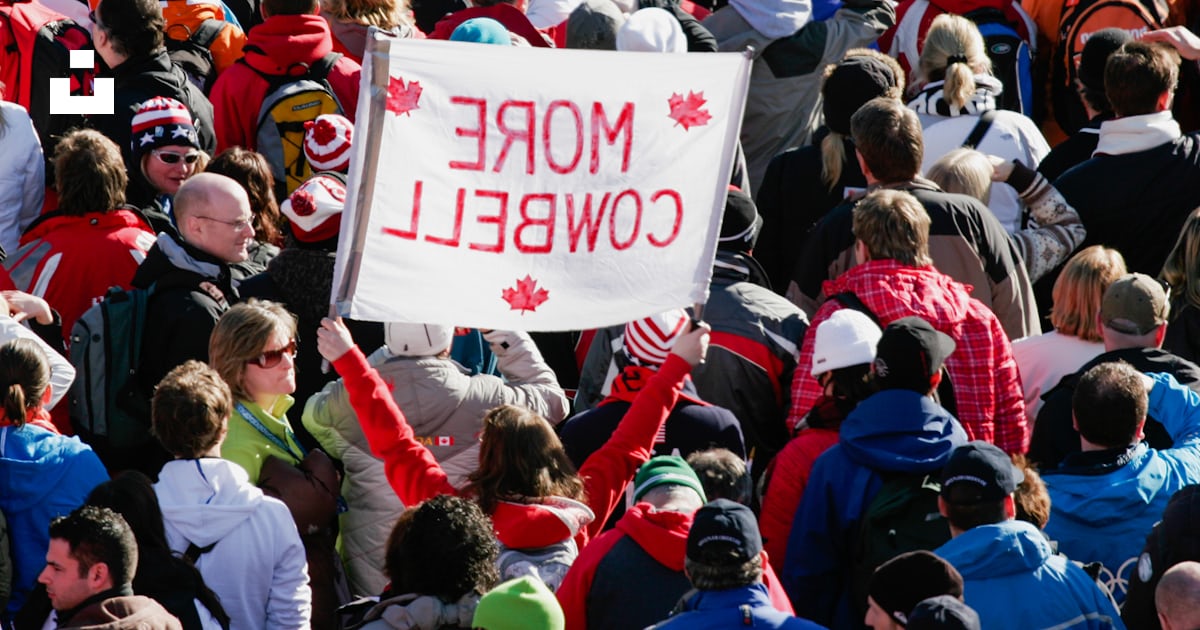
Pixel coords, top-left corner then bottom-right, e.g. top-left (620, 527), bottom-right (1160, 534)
top-left (940, 441), bottom-right (1024, 504)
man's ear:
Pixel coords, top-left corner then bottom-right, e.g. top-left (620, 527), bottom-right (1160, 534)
top-left (41, 384), bottom-right (52, 407)
top-left (88, 561), bottom-right (112, 590)
top-left (1004, 495), bottom-right (1016, 520)
top-left (938, 495), bottom-right (949, 518)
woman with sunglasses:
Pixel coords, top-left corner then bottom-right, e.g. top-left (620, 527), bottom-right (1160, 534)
top-left (208, 299), bottom-right (305, 483)
top-left (126, 97), bottom-right (208, 233)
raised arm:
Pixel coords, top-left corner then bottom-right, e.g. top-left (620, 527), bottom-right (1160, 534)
top-left (992, 157), bottom-right (1086, 283)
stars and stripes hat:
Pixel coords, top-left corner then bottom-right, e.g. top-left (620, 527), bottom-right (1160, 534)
top-left (130, 96), bottom-right (199, 164)
top-left (303, 114), bottom-right (353, 173)
top-left (623, 308), bottom-right (690, 367)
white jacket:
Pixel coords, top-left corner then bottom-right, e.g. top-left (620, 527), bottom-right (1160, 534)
top-left (155, 458), bottom-right (311, 630)
top-left (0, 103), bottom-right (44, 256)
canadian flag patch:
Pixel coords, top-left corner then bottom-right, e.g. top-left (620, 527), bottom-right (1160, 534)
top-left (435, 436), bottom-right (454, 446)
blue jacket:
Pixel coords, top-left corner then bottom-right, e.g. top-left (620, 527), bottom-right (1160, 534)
top-left (0, 424), bottom-right (108, 616)
top-left (782, 389), bottom-right (967, 627)
top-left (650, 583), bottom-right (826, 630)
top-left (1043, 372), bottom-right (1200, 604)
top-left (936, 520), bottom-right (1124, 629)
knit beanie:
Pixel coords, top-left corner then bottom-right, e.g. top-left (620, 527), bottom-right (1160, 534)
top-left (907, 595), bottom-right (981, 630)
top-left (822, 55), bottom-right (899, 135)
top-left (472, 577), bottom-right (565, 630)
top-left (566, 0), bottom-right (624, 50)
top-left (281, 173), bottom-right (346, 243)
top-left (632, 455), bottom-right (707, 503)
top-left (303, 114), bottom-right (353, 173)
top-left (811, 309), bottom-right (882, 377)
top-left (385, 322), bottom-right (455, 357)
top-left (451, 17), bottom-right (512, 45)
top-left (1079, 28), bottom-right (1133, 94)
top-left (130, 96), bottom-right (200, 165)
top-left (869, 550), bottom-right (965, 627)
top-left (623, 308), bottom-right (690, 367)
top-left (616, 7), bottom-right (685, 53)
top-left (719, 187), bottom-right (763, 252)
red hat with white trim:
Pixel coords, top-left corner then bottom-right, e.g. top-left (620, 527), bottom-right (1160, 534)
top-left (623, 308), bottom-right (690, 367)
top-left (130, 96), bottom-right (199, 163)
top-left (303, 114), bottom-right (353, 173)
top-left (281, 173), bottom-right (346, 243)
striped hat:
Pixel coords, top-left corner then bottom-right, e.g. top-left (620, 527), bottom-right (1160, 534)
top-left (281, 173), bottom-right (346, 243)
top-left (623, 308), bottom-right (690, 367)
top-left (303, 114), bottom-right (353, 173)
top-left (130, 96), bottom-right (199, 163)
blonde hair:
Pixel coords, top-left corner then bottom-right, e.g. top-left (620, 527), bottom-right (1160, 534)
top-left (926, 148), bottom-right (992, 205)
top-left (208, 300), bottom-right (298, 401)
top-left (919, 14), bottom-right (992, 109)
top-left (852, 189), bottom-right (933, 267)
top-left (1051, 245), bottom-right (1127, 341)
top-left (820, 49), bottom-right (906, 192)
top-left (1162, 207), bottom-right (1200, 310)
top-left (322, 0), bottom-right (409, 28)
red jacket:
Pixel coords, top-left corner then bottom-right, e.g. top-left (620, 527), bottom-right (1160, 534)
top-left (209, 13), bottom-right (361, 153)
top-left (760, 426), bottom-right (839, 564)
top-left (331, 346), bottom-right (689, 549)
top-left (429, 4), bottom-right (553, 46)
top-left (789, 260), bottom-right (1028, 454)
top-left (557, 503), bottom-right (793, 630)
top-left (6, 209), bottom-right (155, 342)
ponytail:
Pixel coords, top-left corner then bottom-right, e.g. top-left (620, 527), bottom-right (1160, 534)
top-left (943, 59), bottom-right (977, 110)
top-left (3, 383), bottom-right (26, 427)
top-left (0, 338), bottom-right (49, 427)
top-left (820, 131), bottom-right (847, 192)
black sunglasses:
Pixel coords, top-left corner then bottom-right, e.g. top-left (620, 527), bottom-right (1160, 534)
top-left (248, 339), bottom-right (297, 369)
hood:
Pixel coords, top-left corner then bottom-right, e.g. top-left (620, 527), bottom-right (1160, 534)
top-left (155, 458), bottom-right (265, 546)
top-left (360, 592), bottom-right (479, 630)
top-left (1042, 444), bottom-right (1171, 527)
top-left (615, 503), bottom-right (692, 571)
top-left (824, 260), bottom-right (976, 327)
top-left (0, 425), bottom-right (98, 511)
top-left (131, 232), bottom-right (229, 291)
top-left (713, 250), bottom-right (772, 291)
top-left (839, 389), bottom-right (967, 473)
top-left (730, 0), bottom-right (810, 39)
top-left (908, 75), bottom-right (1003, 118)
top-left (936, 520), bottom-right (1052, 579)
top-left (491, 496), bottom-right (595, 549)
top-left (243, 14), bottom-right (336, 75)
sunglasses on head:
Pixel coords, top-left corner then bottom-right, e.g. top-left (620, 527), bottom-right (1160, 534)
top-left (153, 150), bottom-right (201, 165)
top-left (248, 339), bottom-right (297, 369)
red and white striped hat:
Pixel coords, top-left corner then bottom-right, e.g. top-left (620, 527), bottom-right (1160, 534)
top-left (303, 114), bottom-right (353, 173)
top-left (623, 308), bottom-right (690, 367)
top-left (281, 173), bottom-right (346, 243)
top-left (130, 96), bottom-right (199, 161)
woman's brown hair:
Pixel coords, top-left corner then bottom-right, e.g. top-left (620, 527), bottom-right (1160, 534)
top-left (462, 405), bottom-right (585, 514)
top-left (0, 338), bottom-right (49, 427)
top-left (206, 148), bottom-right (285, 246)
top-left (208, 300), bottom-right (297, 402)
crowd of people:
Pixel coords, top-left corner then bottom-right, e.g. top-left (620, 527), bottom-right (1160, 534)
top-left (3, 0), bottom-right (1200, 627)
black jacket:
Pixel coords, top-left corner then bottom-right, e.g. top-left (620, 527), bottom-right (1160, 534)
top-left (1030, 347), bottom-right (1200, 469)
top-left (1037, 117), bottom-right (1106, 183)
top-left (1121, 484), bottom-right (1200, 630)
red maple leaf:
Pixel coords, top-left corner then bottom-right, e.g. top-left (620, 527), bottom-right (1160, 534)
top-left (387, 76), bottom-right (422, 117)
top-left (667, 91), bottom-right (712, 130)
top-left (501, 275), bottom-right (550, 314)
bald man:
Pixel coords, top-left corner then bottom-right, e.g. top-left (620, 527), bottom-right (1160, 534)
top-left (126, 173), bottom-right (251, 475)
top-left (1157, 561), bottom-right (1200, 630)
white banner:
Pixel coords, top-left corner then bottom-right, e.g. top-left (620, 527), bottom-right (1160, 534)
top-left (333, 35), bottom-right (751, 331)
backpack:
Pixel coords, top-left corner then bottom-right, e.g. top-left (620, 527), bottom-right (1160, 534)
top-left (240, 47), bottom-right (344, 201)
top-left (164, 18), bottom-right (225, 95)
top-left (1051, 0), bottom-right (1168, 134)
top-left (850, 472), bottom-right (951, 620)
top-left (965, 7), bottom-right (1035, 117)
top-left (67, 285), bottom-right (154, 451)
top-left (496, 540), bottom-right (578, 592)
top-left (0, 0), bottom-right (93, 181)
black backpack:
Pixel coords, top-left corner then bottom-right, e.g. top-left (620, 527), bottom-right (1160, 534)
top-left (964, 7), bottom-right (1035, 117)
top-left (164, 18), bottom-right (225, 95)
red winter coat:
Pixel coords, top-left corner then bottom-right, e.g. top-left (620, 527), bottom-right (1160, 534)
top-left (330, 345), bottom-right (689, 550)
top-left (760, 425), bottom-right (839, 564)
top-left (790, 260), bottom-right (1028, 454)
top-left (6, 209), bottom-right (155, 342)
top-left (209, 14), bottom-right (361, 153)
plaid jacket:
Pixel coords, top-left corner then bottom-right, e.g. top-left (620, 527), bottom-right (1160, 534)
top-left (788, 259), bottom-right (1028, 453)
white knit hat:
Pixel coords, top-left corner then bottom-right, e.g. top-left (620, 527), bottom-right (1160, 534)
top-left (303, 114), bottom-right (353, 172)
top-left (385, 322), bottom-right (455, 357)
top-left (616, 7), bottom-right (685, 53)
top-left (811, 309), bottom-right (883, 377)
top-left (281, 173), bottom-right (345, 243)
top-left (623, 308), bottom-right (690, 367)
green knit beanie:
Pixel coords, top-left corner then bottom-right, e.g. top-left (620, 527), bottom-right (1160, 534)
top-left (472, 577), bottom-right (564, 630)
top-left (632, 455), bottom-right (707, 503)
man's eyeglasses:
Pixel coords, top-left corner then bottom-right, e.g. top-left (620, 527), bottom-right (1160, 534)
top-left (195, 215), bottom-right (254, 232)
top-left (152, 149), bottom-right (201, 166)
top-left (248, 339), bottom-right (298, 369)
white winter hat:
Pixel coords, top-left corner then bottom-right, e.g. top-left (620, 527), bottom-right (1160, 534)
top-left (616, 7), bottom-right (685, 53)
top-left (385, 322), bottom-right (455, 357)
top-left (281, 173), bottom-right (345, 243)
top-left (811, 309), bottom-right (882, 377)
top-left (623, 308), bottom-right (690, 367)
